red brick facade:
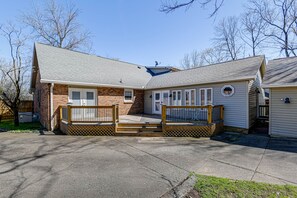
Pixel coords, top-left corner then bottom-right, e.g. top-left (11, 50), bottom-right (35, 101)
top-left (33, 72), bottom-right (50, 129)
top-left (34, 72), bottom-right (144, 130)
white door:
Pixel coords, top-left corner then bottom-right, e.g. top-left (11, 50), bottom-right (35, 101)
top-left (153, 90), bottom-right (170, 114)
top-left (69, 88), bottom-right (97, 119)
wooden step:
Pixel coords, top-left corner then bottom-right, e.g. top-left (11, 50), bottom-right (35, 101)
top-left (117, 123), bottom-right (161, 128)
top-left (115, 131), bottom-right (163, 137)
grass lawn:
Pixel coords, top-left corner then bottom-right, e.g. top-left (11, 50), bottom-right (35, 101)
top-left (0, 119), bottom-right (41, 133)
top-left (194, 174), bottom-right (297, 198)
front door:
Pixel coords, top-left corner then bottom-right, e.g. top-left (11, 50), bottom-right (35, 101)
top-left (69, 88), bottom-right (97, 119)
top-left (153, 90), bottom-right (170, 114)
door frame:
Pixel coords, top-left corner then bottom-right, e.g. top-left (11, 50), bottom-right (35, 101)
top-left (152, 90), bottom-right (170, 114)
top-left (68, 88), bottom-right (97, 106)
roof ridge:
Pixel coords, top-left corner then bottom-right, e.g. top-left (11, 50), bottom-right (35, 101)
top-left (270, 56), bottom-right (297, 61)
top-left (179, 55), bottom-right (264, 72)
top-left (148, 55), bottom-right (264, 79)
top-left (35, 42), bottom-right (146, 68)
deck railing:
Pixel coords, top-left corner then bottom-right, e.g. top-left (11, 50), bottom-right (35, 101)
top-left (162, 105), bottom-right (224, 125)
top-left (60, 104), bottom-right (119, 124)
top-left (258, 105), bottom-right (269, 118)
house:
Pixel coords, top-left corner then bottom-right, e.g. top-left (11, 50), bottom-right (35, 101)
top-left (30, 43), bottom-right (266, 135)
top-left (262, 57), bottom-right (297, 138)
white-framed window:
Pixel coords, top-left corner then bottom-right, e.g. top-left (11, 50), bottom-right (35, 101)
top-left (124, 89), bottom-right (133, 102)
top-left (221, 85), bottom-right (235, 97)
top-left (172, 90), bottom-right (182, 106)
top-left (185, 89), bottom-right (196, 106)
top-left (199, 88), bottom-right (213, 106)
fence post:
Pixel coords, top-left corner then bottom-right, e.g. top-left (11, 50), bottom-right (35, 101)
top-left (115, 104), bottom-right (119, 122)
top-left (207, 105), bottom-right (213, 124)
top-left (162, 105), bottom-right (167, 125)
top-left (220, 105), bottom-right (224, 121)
top-left (67, 105), bottom-right (72, 124)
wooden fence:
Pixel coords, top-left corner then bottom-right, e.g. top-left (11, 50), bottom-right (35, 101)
top-left (0, 100), bottom-right (33, 120)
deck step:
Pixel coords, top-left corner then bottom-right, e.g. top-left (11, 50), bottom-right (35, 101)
top-left (117, 123), bottom-right (161, 128)
top-left (115, 131), bottom-right (163, 137)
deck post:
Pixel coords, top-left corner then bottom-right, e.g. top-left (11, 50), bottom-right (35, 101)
top-left (207, 105), bottom-right (213, 124)
top-left (162, 105), bottom-right (167, 125)
top-left (115, 104), bottom-right (119, 122)
top-left (67, 105), bottom-right (72, 124)
top-left (59, 106), bottom-right (62, 122)
top-left (220, 105), bottom-right (224, 121)
top-left (112, 105), bottom-right (116, 124)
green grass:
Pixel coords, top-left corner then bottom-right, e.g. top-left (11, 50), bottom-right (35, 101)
top-left (195, 174), bottom-right (297, 198)
top-left (0, 119), bottom-right (41, 133)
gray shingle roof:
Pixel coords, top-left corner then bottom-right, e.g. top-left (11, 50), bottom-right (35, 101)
top-left (262, 57), bottom-right (297, 88)
top-left (145, 56), bottom-right (265, 89)
top-left (35, 43), bottom-right (152, 89)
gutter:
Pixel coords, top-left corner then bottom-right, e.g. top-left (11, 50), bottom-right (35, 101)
top-left (50, 83), bottom-right (54, 131)
top-left (41, 79), bottom-right (145, 90)
top-left (262, 84), bottom-right (297, 88)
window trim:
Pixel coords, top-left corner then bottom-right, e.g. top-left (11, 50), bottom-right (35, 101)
top-left (199, 88), bottom-right (213, 106)
top-left (124, 89), bottom-right (134, 103)
top-left (171, 90), bottom-right (182, 106)
top-left (185, 89), bottom-right (196, 106)
top-left (221, 85), bottom-right (235, 97)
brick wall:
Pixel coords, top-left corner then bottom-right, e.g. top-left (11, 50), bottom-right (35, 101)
top-left (53, 84), bottom-right (68, 129)
top-left (98, 87), bottom-right (144, 115)
top-left (33, 72), bottom-right (50, 129)
top-left (41, 85), bottom-right (144, 130)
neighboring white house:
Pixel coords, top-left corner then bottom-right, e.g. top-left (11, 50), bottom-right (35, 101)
top-left (262, 57), bottom-right (297, 138)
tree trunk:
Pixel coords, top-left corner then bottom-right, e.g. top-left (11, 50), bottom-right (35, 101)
top-left (13, 108), bottom-right (19, 127)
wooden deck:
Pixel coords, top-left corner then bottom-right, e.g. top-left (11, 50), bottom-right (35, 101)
top-left (59, 105), bottom-right (224, 137)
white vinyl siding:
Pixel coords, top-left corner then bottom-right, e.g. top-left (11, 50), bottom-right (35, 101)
top-left (269, 87), bottom-right (297, 138)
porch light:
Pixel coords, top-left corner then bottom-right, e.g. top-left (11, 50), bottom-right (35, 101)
top-left (284, 97), bottom-right (290, 104)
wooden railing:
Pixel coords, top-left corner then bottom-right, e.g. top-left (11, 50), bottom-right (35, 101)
top-left (60, 104), bottom-right (119, 124)
top-left (258, 105), bottom-right (269, 118)
top-left (162, 105), bottom-right (224, 125)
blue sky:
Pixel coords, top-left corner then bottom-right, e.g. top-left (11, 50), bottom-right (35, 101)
top-left (0, 0), bottom-right (246, 66)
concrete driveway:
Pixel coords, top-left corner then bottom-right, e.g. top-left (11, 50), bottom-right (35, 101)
top-left (0, 132), bottom-right (297, 198)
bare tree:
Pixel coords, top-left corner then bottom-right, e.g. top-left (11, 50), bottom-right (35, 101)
top-left (249, 0), bottom-right (297, 57)
top-left (241, 10), bottom-right (267, 56)
top-left (180, 47), bottom-right (228, 69)
top-left (23, 0), bottom-right (91, 51)
top-left (0, 24), bottom-right (30, 126)
top-left (160, 0), bottom-right (225, 17)
top-left (201, 47), bottom-right (229, 64)
top-left (213, 16), bottom-right (243, 60)
top-left (180, 50), bottom-right (204, 69)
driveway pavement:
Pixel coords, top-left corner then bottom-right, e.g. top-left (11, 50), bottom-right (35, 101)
top-left (0, 132), bottom-right (297, 198)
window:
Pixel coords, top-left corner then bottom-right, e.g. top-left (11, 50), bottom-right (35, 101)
top-left (124, 89), bottom-right (133, 102)
top-left (172, 90), bottom-right (182, 106)
top-left (185, 89), bottom-right (196, 106)
top-left (221, 85), bottom-right (235, 97)
top-left (199, 88), bottom-right (212, 106)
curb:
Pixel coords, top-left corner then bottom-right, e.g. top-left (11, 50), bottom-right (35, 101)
top-left (160, 174), bottom-right (197, 198)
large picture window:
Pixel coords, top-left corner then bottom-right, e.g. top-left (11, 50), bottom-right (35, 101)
top-left (199, 88), bottom-right (212, 106)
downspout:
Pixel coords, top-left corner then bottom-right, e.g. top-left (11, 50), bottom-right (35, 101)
top-left (50, 83), bottom-right (54, 131)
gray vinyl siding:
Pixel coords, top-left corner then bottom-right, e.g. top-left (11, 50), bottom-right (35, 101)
top-left (144, 81), bottom-right (249, 129)
top-left (144, 90), bottom-right (153, 114)
top-left (269, 87), bottom-right (297, 138)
